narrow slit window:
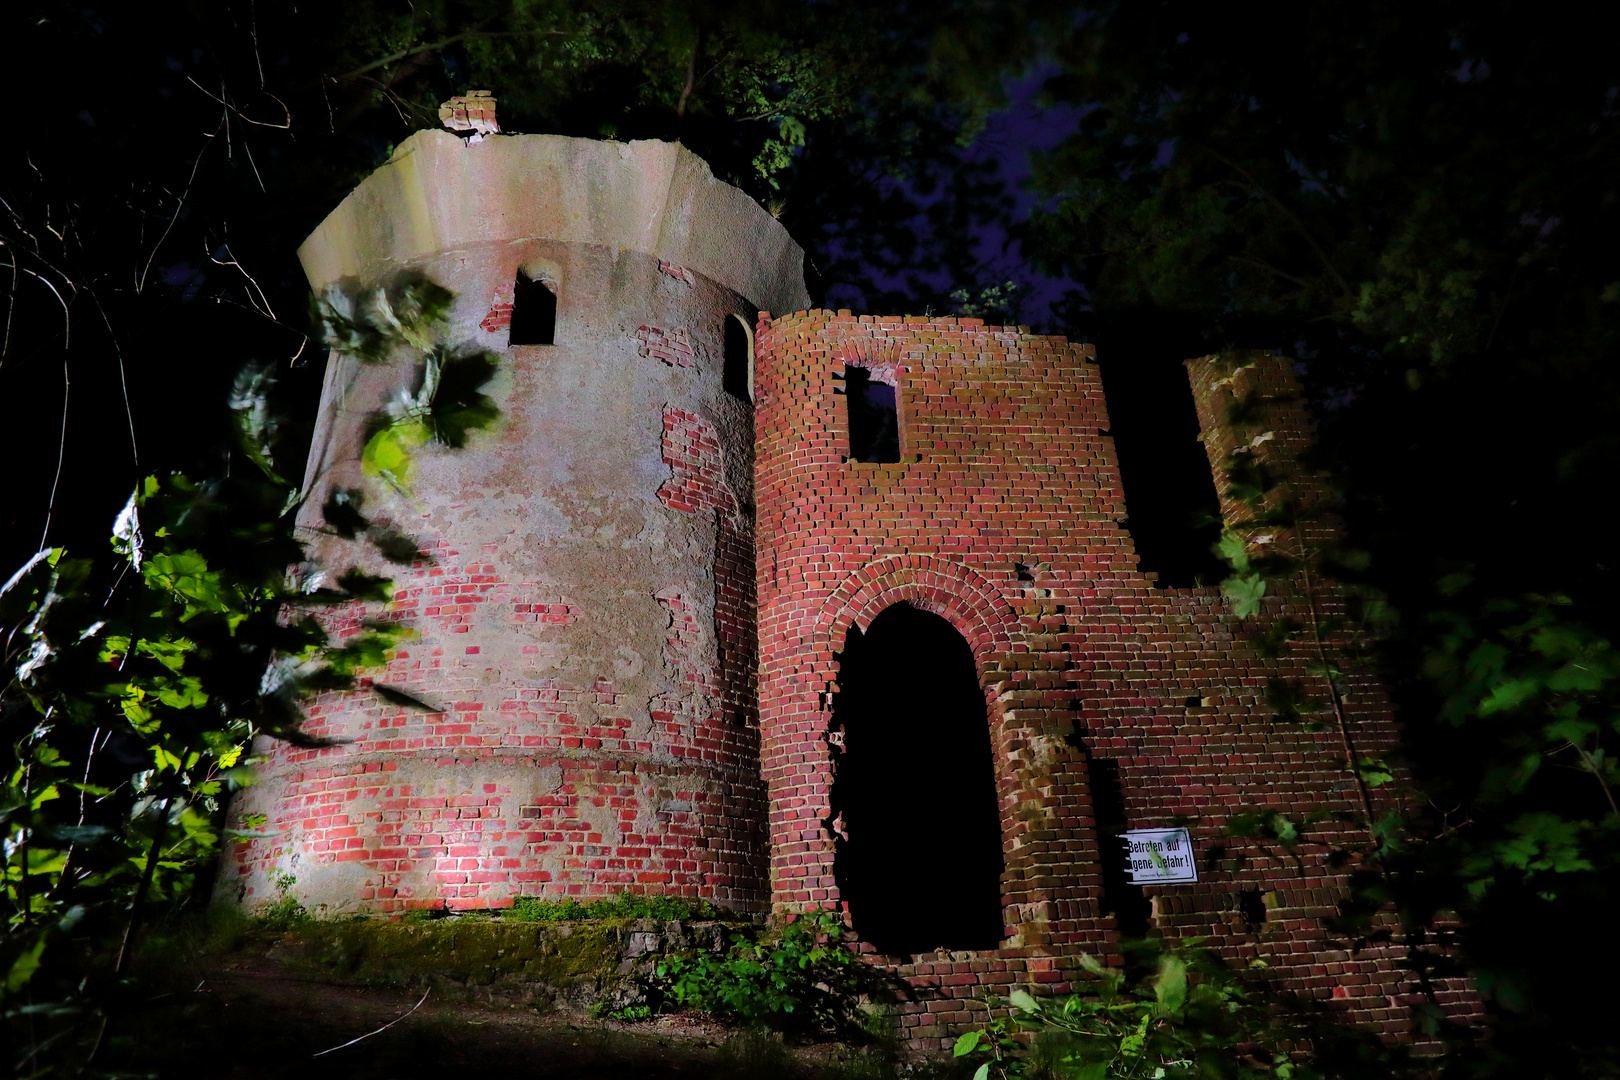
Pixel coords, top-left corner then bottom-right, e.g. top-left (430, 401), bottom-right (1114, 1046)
top-left (508, 271), bottom-right (556, 345)
top-left (844, 365), bottom-right (899, 463)
top-left (723, 314), bottom-right (753, 402)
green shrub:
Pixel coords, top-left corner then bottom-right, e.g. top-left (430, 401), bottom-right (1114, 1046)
top-left (651, 908), bottom-right (878, 1036)
top-left (952, 939), bottom-right (1405, 1080)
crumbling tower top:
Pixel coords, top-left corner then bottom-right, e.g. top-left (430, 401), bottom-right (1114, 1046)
top-left (297, 129), bottom-right (810, 318)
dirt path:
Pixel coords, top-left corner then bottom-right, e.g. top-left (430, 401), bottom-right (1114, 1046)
top-left (101, 940), bottom-right (912, 1080)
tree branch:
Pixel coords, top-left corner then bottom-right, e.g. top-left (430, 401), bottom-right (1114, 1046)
top-left (321, 26), bottom-right (559, 87)
top-left (1199, 143), bottom-right (1355, 303)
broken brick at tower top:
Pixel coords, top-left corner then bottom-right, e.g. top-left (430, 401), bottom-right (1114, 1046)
top-left (217, 111), bottom-right (1478, 1048)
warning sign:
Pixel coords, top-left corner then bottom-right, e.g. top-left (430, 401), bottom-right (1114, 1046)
top-left (1120, 827), bottom-right (1198, 885)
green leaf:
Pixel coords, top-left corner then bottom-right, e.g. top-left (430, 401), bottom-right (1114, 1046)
top-left (953, 1031), bottom-right (982, 1057)
top-left (1213, 530), bottom-right (1251, 572)
top-left (971, 1065), bottom-right (990, 1080)
top-left (1221, 573), bottom-right (1266, 617)
top-left (1009, 988), bottom-right (1041, 1013)
top-left (1479, 677), bottom-right (1542, 716)
top-left (361, 421), bottom-right (427, 491)
top-left (5, 933), bottom-right (47, 993)
top-left (1354, 758), bottom-right (1397, 788)
top-left (1154, 955), bottom-right (1187, 1013)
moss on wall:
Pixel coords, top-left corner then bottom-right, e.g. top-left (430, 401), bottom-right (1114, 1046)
top-left (259, 916), bottom-right (745, 1013)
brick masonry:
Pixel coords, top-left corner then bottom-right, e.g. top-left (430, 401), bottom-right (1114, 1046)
top-left (480, 288), bottom-right (513, 333)
top-left (751, 311), bottom-right (1478, 1047)
top-left (244, 133), bottom-right (1479, 1051)
top-left (223, 241), bottom-right (769, 920)
top-left (636, 325), bottom-right (697, 368)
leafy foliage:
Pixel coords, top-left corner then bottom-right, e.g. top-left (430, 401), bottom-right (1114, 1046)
top-left (953, 942), bottom-right (1403, 1080)
top-left (651, 908), bottom-right (876, 1035)
top-left (1, 274), bottom-right (494, 1075)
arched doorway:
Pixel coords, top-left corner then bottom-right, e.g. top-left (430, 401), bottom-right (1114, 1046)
top-left (830, 602), bottom-right (1005, 955)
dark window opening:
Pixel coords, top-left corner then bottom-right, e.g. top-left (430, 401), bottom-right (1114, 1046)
top-left (1085, 753), bottom-right (1150, 938)
top-left (843, 365), bottom-right (899, 463)
top-left (723, 315), bottom-right (752, 401)
top-left (1238, 888), bottom-right (1267, 927)
top-left (1096, 355), bottom-right (1223, 587)
top-left (829, 602), bottom-right (1003, 955)
top-left (508, 271), bottom-right (556, 345)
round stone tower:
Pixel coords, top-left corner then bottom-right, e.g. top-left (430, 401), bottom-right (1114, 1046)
top-left (219, 130), bottom-right (809, 915)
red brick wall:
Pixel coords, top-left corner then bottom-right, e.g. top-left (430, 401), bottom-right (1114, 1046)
top-left (751, 312), bottom-right (1452, 1046)
top-left (224, 510), bottom-right (766, 913)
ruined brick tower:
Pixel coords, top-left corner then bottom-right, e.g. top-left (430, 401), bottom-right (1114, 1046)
top-left (221, 128), bottom-right (808, 915)
top-left (222, 120), bottom-right (1460, 1045)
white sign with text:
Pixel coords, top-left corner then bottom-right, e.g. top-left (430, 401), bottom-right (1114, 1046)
top-left (1121, 827), bottom-right (1198, 885)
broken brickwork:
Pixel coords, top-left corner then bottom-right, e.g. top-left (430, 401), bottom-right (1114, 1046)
top-left (751, 311), bottom-right (1454, 1046)
top-left (438, 90), bottom-right (499, 137)
top-left (227, 130), bottom-right (1477, 1051)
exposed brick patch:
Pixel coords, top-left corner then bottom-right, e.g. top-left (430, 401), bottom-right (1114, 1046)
top-left (655, 588), bottom-right (715, 698)
top-left (713, 514), bottom-right (757, 728)
top-left (654, 407), bottom-right (756, 727)
top-left (635, 325), bottom-right (696, 368)
top-left (480, 288), bottom-right (514, 333)
top-left (658, 260), bottom-right (696, 285)
top-left (511, 601), bottom-right (581, 626)
top-left (657, 407), bottom-right (729, 514)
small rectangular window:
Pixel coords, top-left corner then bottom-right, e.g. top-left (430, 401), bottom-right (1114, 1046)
top-left (508, 271), bottom-right (556, 345)
top-left (844, 366), bottom-right (899, 463)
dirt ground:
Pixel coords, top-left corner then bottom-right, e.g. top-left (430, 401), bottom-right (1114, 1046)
top-left (93, 932), bottom-right (950, 1080)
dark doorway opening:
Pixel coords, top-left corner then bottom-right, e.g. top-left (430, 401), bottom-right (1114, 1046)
top-left (508, 271), bottom-right (556, 346)
top-left (723, 315), bottom-right (752, 401)
top-left (842, 366), bottom-right (899, 463)
top-left (830, 602), bottom-right (1004, 955)
top-left (1094, 353), bottom-right (1223, 587)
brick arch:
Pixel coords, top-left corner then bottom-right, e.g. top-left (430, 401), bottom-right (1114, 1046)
top-left (820, 554), bottom-right (1015, 664)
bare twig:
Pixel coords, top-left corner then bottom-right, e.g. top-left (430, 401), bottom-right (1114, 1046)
top-left (38, 354), bottom-right (69, 550)
top-left (88, 287), bottom-right (141, 469)
top-left (312, 989), bottom-right (431, 1057)
top-left (185, 76), bottom-right (291, 130)
top-left (113, 797), bottom-right (173, 978)
top-left (207, 239), bottom-right (277, 321)
top-left (1, 241), bottom-right (16, 364)
top-left (0, 260), bottom-right (73, 352)
top-left (137, 116), bottom-right (224, 293)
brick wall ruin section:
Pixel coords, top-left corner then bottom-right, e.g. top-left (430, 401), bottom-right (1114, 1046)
top-left (657, 406), bottom-right (758, 728)
top-left (1180, 352), bottom-right (1481, 1031)
top-left (752, 312), bottom-right (1441, 1048)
